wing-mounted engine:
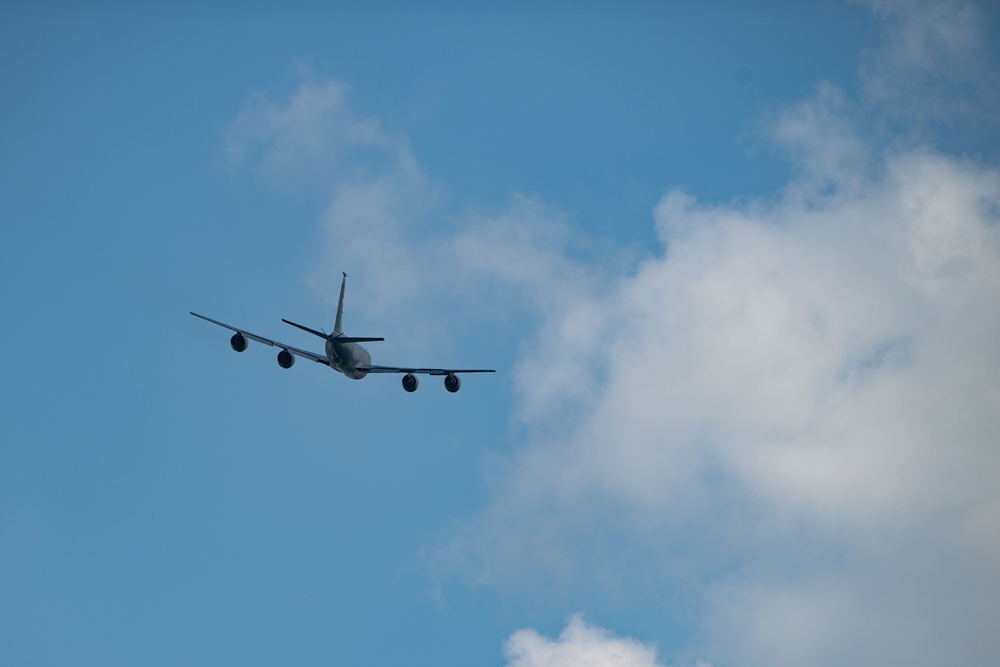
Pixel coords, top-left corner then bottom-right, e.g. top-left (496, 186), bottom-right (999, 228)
top-left (402, 373), bottom-right (419, 392)
top-left (231, 332), bottom-right (249, 352)
top-left (277, 349), bottom-right (295, 369)
top-left (444, 373), bottom-right (461, 393)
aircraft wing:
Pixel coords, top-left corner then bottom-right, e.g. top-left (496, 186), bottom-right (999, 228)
top-left (359, 364), bottom-right (495, 375)
top-left (190, 312), bottom-right (330, 365)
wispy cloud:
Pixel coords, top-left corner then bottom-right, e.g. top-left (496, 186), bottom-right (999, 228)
top-left (857, 0), bottom-right (1000, 132)
top-left (224, 66), bottom-right (410, 192)
top-left (223, 65), bottom-right (445, 336)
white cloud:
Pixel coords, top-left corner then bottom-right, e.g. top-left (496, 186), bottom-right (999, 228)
top-left (448, 130), bottom-right (1000, 582)
top-left (503, 615), bottom-right (689, 667)
top-left (453, 122), bottom-right (1000, 665)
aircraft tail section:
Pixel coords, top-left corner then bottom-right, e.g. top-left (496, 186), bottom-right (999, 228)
top-left (281, 318), bottom-right (383, 343)
top-left (335, 272), bottom-right (347, 335)
top-left (281, 273), bottom-right (384, 342)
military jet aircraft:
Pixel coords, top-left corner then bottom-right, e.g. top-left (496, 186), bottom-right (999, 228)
top-left (191, 273), bottom-right (494, 392)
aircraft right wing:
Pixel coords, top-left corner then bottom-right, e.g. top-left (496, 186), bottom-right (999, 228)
top-left (190, 312), bottom-right (330, 366)
top-left (358, 365), bottom-right (495, 375)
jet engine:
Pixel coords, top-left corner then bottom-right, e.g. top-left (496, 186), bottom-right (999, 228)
top-left (444, 373), bottom-right (461, 393)
top-left (402, 373), bottom-right (419, 392)
top-left (277, 349), bottom-right (295, 369)
top-left (231, 332), bottom-right (249, 352)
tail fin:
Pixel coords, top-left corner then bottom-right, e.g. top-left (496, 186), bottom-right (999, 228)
top-left (334, 272), bottom-right (347, 335)
top-left (323, 272), bottom-right (382, 342)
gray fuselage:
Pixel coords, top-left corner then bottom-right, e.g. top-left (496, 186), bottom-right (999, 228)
top-left (326, 338), bottom-right (372, 379)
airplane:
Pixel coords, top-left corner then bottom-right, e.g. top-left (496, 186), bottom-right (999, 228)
top-left (190, 273), bottom-right (495, 392)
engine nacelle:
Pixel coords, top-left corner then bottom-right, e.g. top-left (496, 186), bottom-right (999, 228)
top-left (231, 332), bottom-right (249, 352)
top-left (277, 349), bottom-right (295, 369)
top-left (444, 373), bottom-right (461, 393)
top-left (402, 373), bottom-right (419, 392)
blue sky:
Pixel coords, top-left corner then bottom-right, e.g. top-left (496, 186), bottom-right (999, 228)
top-left (3, 2), bottom-right (1000, 666)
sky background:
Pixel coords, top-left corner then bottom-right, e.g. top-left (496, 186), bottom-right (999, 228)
top-left (2, 2), bottom-right (1000, 666)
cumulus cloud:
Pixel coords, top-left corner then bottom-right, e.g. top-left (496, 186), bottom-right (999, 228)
top-left (443, 108), bottom-right (1000, 621)
top-left (504, 615), bottom-right (686, 667)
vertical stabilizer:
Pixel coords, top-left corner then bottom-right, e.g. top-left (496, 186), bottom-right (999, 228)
top-left (334, 272), bottom-right (347, 335)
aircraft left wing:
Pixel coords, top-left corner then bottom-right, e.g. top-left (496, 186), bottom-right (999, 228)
top-left (190, 312), bottom-right (330, 365)
top-left (358, 365), bottom-right (495, 375)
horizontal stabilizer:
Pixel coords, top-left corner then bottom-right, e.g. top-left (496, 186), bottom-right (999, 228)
top-left (282, 319), bottom-right (384, 343)
top-left (281, 319), bottom-right (328, 339)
